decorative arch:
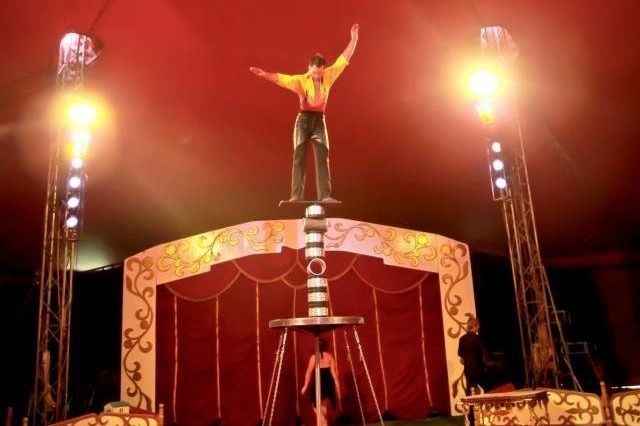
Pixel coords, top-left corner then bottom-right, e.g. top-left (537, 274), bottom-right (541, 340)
top-left (121, 218), bottom-right (477, 425)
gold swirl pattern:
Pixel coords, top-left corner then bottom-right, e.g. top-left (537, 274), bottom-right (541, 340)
top-left (438, 242), bottom-right (473, 405)
top-left (461, 391), bottom-right (550, 426)
top-left (325, 222), bottom-right (438, 267)
top-left (122, 256), bottom-right (155, 411)
top-left (157, 222), bottom-right (286, 277)
top-left (611, 390), bottom-right (640, 426)
top-left (439, 243), bottom-right (471, 340)
top-left (43, 412), bottom-right (161, 426)
top-left (545, 389), bottom-right (603, 426)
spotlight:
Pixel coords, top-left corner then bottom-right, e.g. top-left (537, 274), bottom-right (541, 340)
top-left (65, 215), bottom-right (79, 229)
top-left (68, 103), bottom-right (97, 127)
top-left (68, 175), bottom-right (82, 189)
top-left (495, 177), bottom-right (507, 189)
top-left (58, 32), bottom-right (103, 70)
top-left (468, 69), bottom-right (501, 98)
top-left (67, 196), bottom-right (80, 209)
top-left (474, 99), bottom-right (496, 127)
top-left (487, 139), bottom-right (509, 200)
top-left (69, 129), bottom-right (91, 158)
top-left (70, 157), bottom-right (84, 169)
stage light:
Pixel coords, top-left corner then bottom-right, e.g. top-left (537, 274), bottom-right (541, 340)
top-left (468, 69), bottom-right (501, 98)
top-left (69, 129), bottom-right (91, 158)
top-left (67, 196), bottom-right (80, 209)
top-left (475, 99), bottom-right (496, 127)
top-left (487, 139), bottom-right (509, 200)
top-left (65, 215), bottom-right (79, 229)
top-left (495, 177), bottom-right (507, 189)
top-left (58, 32), bottom-right (103, 70)
top-left (68, 175), bottom-right (82, 189)
top-left (480, 26), bottom-right (519, 65)
top-left (70, 157), bottom-right (84, 169)
top-left (68, 103), bottom-right (97, 127)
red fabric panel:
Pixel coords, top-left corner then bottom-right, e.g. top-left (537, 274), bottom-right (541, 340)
top-left (422, 275), bottom-right (450, 414)
top-left (166, 260), bottom-right (239, 300)
top-left (217, 274), bottom-right (261, 426)
top-left (376, 286), bottom-right (430, 418)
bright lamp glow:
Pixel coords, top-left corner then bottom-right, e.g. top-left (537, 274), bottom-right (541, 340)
top-left (475, 100), bottom-right (496, 126)
top-left (70, 129), bottom-right (91, 158)
top-left (491, 141), bottom-right (502, 153)
top-left (67, 196), bottom-right (80, 209)
top-left (70, 157), bottom-right (84, 169)
top-left (66, 215), bottom-right (79, 228)
top-left (492, 159), bottom-right (504, 171)
top-left (468, 69), bottom-right (501, 97)
top-left (68, 103), bottom-right (97, 127)
top-left (68, 175), bottom-right (82, 189)
top-left (495, 177), bottom-right (507, 189)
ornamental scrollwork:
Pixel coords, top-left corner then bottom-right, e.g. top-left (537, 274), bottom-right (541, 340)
top-left (439, 243), bottom-right (471, 339)
top-left (547, 389), bottom-right (602, 425)
top-left (122, 256), bottom-right (155, 411)
top-left (157, 221), bottom-right (285, 276)
top-left (611, 391), bottom-right (640, 426)
top-left (325, 222), bottom-right (437, 267)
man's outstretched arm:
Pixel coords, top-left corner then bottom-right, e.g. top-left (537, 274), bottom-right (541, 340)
top-left (342, 24), bottom-right (359, 61)
top-left (249, 66), bottom-right (279, 84)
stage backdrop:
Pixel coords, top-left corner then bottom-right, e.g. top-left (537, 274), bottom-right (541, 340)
top-left (120, 218), bottom-right (477, 426)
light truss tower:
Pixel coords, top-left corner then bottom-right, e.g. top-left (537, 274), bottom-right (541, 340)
top-left (499, 120), bottom-right (580, 390)
top-left (477, 26), bottom-right (580, 390)
top-left (32, 32), bottom-right (100, 426)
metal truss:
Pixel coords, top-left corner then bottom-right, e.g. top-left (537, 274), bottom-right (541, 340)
top-left (31, 33), bottom-right (90, 426)
top-left (497, 116), bottom-right (581, 390)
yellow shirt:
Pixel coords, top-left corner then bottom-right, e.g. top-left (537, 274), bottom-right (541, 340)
top-left (276, 55), bottom-right (349, 111)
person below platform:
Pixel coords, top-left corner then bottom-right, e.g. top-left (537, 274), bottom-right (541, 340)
top-left (301, 338), bottom-right (340, 426)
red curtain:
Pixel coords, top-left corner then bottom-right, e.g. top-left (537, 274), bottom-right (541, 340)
top-left (155, 247), bottom-right (448, 426)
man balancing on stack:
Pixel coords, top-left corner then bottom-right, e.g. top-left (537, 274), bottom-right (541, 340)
top-left (250, 23), bottom-right (359, 204)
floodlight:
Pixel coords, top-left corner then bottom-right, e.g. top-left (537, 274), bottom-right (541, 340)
top-left (68, 103), bottom-right (97, 127)
top-left (487, 139), bottom-right (509, 200)
top-left (468, 69), bottom-right (501, 97)
top-left (67, 196), bottom-right (80, 209)
top-left (474, 99), bottom-right (496, 126)
top-left (58, 32), bottom-right (103, 71)
top-left (65, 215), bottom-right (79, 229)
top-left (68, 175), bottom-right (82, 189)
top-left (70, 157), bottom-right (84, 169)
top-left (480, 26), bottom-right (519, 65)
top-left (70, 129), bottom-right (90, 158)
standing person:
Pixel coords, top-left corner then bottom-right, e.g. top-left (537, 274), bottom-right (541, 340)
top-left (249, 24), bottom-right (359, 203)
top-left (301, 338), bottom-right (340, 426)
top-left (458, 317), bottom-right (489, 396)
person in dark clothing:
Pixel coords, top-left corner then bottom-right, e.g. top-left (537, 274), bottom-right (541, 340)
top-left (458, 316), bottom-right (489, 395)
top-left (301, 338), bottom-right (340, 426)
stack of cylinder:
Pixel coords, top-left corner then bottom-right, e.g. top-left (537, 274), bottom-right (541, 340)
top-left (303, 204), bottom-right (329, 317)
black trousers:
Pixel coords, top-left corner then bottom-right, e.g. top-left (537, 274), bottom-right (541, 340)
top-left (291, 111), bottom-right (332, 200)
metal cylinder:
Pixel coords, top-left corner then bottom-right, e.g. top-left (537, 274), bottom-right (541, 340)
top-left (304, 204), bottom-right (328, 317)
